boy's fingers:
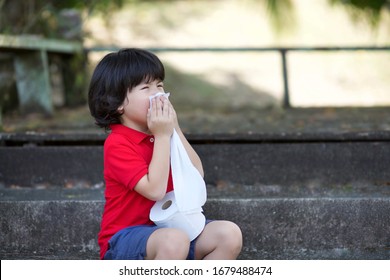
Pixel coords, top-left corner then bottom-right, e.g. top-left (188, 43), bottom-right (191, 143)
top-left (156, 98), bottom-right (163, 116)
top-left (162, 98), bottom-right (169, 115)
top-left (152, 98), bottom-right (161, 117)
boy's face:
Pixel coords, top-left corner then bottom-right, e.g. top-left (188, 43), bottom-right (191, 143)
top-left (119, 79), bottom-right (165, 133)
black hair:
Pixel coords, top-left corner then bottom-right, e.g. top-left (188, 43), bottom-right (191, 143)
top-left (88, 48), bottom-right (165, 131)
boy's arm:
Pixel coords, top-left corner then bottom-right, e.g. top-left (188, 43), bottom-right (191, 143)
top-left (134, 135), bottom-right (171, 201)
top-left (134, 98), bottom-right (173, 201)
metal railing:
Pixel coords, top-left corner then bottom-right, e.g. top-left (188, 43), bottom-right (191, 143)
top-left (86, 46), bottom-right (390, 108)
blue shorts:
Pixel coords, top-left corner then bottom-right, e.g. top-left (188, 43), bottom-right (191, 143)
top-left (103, 221), bottom-right (211, 260)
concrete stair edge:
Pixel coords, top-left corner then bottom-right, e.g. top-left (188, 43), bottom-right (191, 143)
top-left (1, 197), bottom-right (390, 260)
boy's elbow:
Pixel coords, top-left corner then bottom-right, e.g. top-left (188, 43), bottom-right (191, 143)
top-left (150, 193), bottom-right (166, 202)
top-left (134, 180), bottom-right (166, 201)
top-left (148, 187), bottom-right (167, 201)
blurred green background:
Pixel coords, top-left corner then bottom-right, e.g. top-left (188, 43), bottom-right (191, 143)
top-left (1, 0), bottom-right (390, 133)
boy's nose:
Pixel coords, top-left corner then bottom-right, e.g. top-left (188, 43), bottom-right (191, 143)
top-left (149, 92), bottom-right (170, 108)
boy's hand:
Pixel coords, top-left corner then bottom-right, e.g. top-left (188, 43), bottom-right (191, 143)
top-left (147, 96), bottom-right (175, 137)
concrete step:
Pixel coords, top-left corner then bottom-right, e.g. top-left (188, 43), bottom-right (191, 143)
top-left (1, 189), bottom-right (390, 260)
top-left (1, 131), bottom-right (390, 259)
top-left (1, 131), bottom-right (390, 188)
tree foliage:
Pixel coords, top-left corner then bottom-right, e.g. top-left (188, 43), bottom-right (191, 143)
top-left (0, 0), bottom-right (389, 39)
top-left (328, 0), bottom-right (390, 27)
top-left (263, 0), bottom-right (296, 34)
top-left (0, 0), bottom-right (124, 38)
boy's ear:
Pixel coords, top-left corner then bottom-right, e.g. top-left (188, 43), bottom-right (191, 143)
top-left (117, 105), bottom-right (124, 114)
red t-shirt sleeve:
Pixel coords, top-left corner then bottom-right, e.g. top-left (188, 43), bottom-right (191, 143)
top-left (104, 137), bottom-right (148, 190)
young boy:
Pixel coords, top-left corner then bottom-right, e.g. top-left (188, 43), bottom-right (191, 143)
top-left (88, 48), bottom-right (242, 260)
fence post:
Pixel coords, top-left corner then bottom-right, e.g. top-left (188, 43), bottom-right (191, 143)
top-left (281, 49), bottom-right (291, 108)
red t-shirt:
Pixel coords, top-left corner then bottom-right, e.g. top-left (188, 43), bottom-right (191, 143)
top-left (98, 124), bottom-right (173, 259)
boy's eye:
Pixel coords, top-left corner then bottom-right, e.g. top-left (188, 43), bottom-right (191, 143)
top-left (141, 86), bottom-right (149, 90)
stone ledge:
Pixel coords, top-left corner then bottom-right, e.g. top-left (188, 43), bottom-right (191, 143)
top-left (2, 141), bottom-right (390, 188)
top-left (2, 130), bottom-right (390, 146)
top-left (1, 194), bottom-right (389, 260)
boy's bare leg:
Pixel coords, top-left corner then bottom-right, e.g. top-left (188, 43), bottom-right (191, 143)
top-left (194, 221), bottom-right (243, 260)
top-left (145, 228), bottom-right (190, 260)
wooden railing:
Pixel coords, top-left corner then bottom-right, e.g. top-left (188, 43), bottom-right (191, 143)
top-left (88, 45), bottom-right (390, 108)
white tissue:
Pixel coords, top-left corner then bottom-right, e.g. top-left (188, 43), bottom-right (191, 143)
top-left (149, 92), bottom-right (170, 109)
top-left (148, 91), bottom-right (208, 240)
top-left (170, 129), bottom-right (207, 212)
top-left (149, 191), bottom-right (206, 241)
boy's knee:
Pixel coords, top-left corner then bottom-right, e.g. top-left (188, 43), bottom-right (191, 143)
top-left (150, 228), bottom-right (190, 259)
top-left (217, 221), bottom-right (243, 251)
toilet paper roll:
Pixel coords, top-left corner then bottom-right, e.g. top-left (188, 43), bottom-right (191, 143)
top-left (150, 191), bottom-right (206, 241)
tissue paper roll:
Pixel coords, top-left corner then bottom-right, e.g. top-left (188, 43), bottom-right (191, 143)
top-left (150, 191), bottom-right (206, 241)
